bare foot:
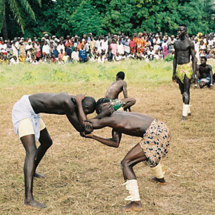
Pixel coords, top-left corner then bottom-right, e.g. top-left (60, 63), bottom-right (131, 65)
top-left (123, 201), bottom-right (143, 212)
top-left (151, 177), bottom-right (167, 185)
top-left (34, 172), bottom-right (45, 178)
top-left (25, 199), bottom-right (46, 209)
top-left (181, 116), bottom-right (187, 121)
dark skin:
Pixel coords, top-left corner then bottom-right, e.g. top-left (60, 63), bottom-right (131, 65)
top-left (105, 76), bottom-right (136, 111)
top-left (79, 105), bottom-right (165, 211)
top-left (172, 25), bottom-right (196, 106)
top-left (19, 93), bottom-right (94, 209)
top-left (105, 76), bottom-right (128, 99)
top-left (197, 57), bottom-right (213, 88)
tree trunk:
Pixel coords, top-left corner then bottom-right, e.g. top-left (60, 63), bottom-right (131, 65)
top-left (2, 17), bottom-right (8, 39)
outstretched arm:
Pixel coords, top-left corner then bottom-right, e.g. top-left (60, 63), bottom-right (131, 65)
top-left (75, 94), bottom-right (87, 126)
top-left (66, 112), bottom-right (84, 132)
top-left (84, 129), bottom-right (122, 148)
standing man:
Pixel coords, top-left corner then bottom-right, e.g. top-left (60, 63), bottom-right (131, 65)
top-left (197, 56), bottom-right (213, 88)
top-left (12, 93), bottom-right (96, 208)
top-left (172, 24), bottom-right (196, 120)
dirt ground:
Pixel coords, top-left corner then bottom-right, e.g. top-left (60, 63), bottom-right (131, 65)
top-left (0, 82), bottom-right (214, 215)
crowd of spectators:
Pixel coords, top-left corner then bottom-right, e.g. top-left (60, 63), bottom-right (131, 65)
top-left (0, 32), bottom-right (214, 65)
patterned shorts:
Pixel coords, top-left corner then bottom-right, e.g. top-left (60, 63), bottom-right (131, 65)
top-left (139, 119), bottom-right (170, 167)
top-left (176, 62), bottom-right (193, 83)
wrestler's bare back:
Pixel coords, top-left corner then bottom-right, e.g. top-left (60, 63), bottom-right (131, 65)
top-left (105, 80), bottom-right (126, 99)
top-left (29, 93), bottom-right (75, 114)
top-left (90, 111), bottom-right (154, 137)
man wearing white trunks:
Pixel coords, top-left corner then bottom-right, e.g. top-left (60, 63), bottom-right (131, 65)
top-left (12, 93), bottom-right (96, 209)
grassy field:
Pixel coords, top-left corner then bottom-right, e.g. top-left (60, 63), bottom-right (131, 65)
top-left (0, 60), bottom-right (215, 215)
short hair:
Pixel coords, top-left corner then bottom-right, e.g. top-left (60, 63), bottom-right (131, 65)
top-left (82, 97), bottom-right (96, 114)
top-left (116, 71), bottom-right (125, 80)
top-left (96, 98), bottom-right (110, 114)
top-left (179, 24), bottom-right (187, 30)
top-left (96, 98), bottom-right (110, 107)
top-left (200, 56), bottom-right (207, 61)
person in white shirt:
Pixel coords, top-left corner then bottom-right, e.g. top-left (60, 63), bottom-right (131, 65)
top-left (57, 40), bottom-right (65, 54)
top-left (117, 40), bottom-right (124, 55)
top-left (71, 47), bottom-right (79, 62)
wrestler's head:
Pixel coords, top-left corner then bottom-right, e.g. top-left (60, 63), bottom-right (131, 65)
top-left (82, 96), bottom-right (96, 114)
top-left (116, 71), bottom-right (125, 80)
top-left (96, 98), bottom-right (110, 114)
top-left (178, 24), bottom-right (187, 39)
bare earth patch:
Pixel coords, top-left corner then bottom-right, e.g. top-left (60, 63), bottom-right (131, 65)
top-left (0, 83), bottom-right (214, 215)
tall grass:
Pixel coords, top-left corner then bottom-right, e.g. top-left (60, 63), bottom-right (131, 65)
top-left (0, 60), bottom-right (174, 87)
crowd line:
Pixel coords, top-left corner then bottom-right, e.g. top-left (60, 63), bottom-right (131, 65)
top-left (0, 32), bottom-right (214, 65)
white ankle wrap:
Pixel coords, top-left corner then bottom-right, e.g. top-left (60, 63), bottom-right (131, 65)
top-left (182, 103), bottom-right (189, 117)
top-left (187, 105), bottom-right (191, 114)
top-left (152, 163), bottom-right (164, 179)
top-left (123, 179), bottom-right (140, 201)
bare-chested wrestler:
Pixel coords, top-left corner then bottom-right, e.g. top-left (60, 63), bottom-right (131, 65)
top-left (105, 71), bottom-right (136, 111)
top-left (172, 24), bottom-right (197, 120)
top-left (197, 56), bottom-right (213, 88)
top-left (12, 93), bottom-right (96, 209)
top-left (77, 98), bottom-right (170, 212)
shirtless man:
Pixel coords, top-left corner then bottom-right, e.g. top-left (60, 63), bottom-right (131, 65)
top-left (79, 99), bottom-right (170, 212)
top-left (197, 56), bottom-right (213, 88)
top-left (105, 71), bottom-right (136, 111)
top-left (172, 24), bottom-right (196, 120)
top-left (12, 93), bottom-right (96, 208)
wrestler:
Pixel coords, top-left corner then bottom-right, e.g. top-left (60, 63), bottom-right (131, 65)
top-left (172, 24), bottom-right (196, 120)
top-left (105, 71), bottom-right (136, 111)
top-left (94, 97), bottom-right (136, 119)
top-left (78, 99), bottom-right (170, 212)
top-left (197, 56), bottom-right (213, 88)
top-left (12, 93), bottom-right (96, 209)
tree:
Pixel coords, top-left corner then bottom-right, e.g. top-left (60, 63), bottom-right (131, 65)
top-left (0, 0), bottom-right (41, 39)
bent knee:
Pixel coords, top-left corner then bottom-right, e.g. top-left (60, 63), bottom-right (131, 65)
top-left (46, 139), bottom-right (53, 148)
top-left (131, 98), bottom-right (136, 105)
top-left (121, 159), bottom-right (130, 168)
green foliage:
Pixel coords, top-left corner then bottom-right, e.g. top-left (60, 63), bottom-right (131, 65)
top-left (2, 0), bottom-right (215, 38)
top-left (70, 1), bottom-right (103, 35)
top-left (0, 0), bottom-right (41, 37)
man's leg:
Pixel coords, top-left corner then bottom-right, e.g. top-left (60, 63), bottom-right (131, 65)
top-left (178, 76), bottom-right (191, 120)
top-left (122, 98), bottom-right (136, 112)
top-left (21, 135), bottom-right (46, 208)
top-left (199, 81), bottom-right (207, 88)
top-left (120, 143), bottom-right (146, 211)
top-left (34, 128), bottom-right (53, 178)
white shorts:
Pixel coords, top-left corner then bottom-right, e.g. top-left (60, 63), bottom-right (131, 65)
top-left (18, 118), bottom-right (46, 139)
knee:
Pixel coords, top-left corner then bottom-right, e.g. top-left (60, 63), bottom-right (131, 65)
top-left (46, 138), bottom-right (53, 148)
top-left (26, 147), bottom-right (37, 159)
top-left (182, 92), bottom-right (189, 102)
top-left (131, 98), bottom-right (136, 105)
top-left (121, 159), bottom-right (129, 169)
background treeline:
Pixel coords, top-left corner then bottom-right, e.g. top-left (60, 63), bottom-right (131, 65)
top-left (1, 0), bottom-right (215, 39)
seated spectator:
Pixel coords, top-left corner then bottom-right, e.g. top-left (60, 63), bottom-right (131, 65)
top-left (63, 52), bottom-right (70, 63)
top-left (10, 56), bottom-right (18, 65)
top-left (79, 45), bottom-right (87, 62)
top-left (71, 47), bottom-right (79, 62)
top-left (58, 49), bottom-right (64, 61)
top-left (197, 56), bottom-right (213, 88)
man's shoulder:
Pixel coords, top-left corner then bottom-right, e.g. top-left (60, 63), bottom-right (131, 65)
top-left (206, 64), bottom-right (212, 69)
